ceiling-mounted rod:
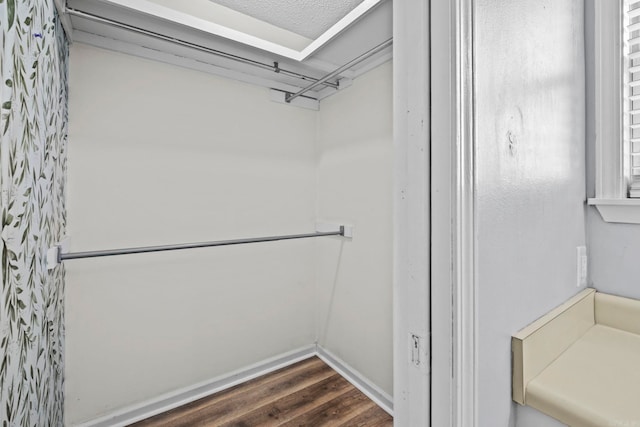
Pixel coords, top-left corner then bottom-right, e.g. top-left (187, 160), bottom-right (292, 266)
top-left (66, 8), bottom-right (339, 90)
top-left (55, 228), bottom-right (345, 262)
top-left (285, 38), bottom-right (393, 103)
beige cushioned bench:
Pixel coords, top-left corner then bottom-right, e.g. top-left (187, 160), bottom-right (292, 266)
top-left (512, 289), bottom-right (640, 427)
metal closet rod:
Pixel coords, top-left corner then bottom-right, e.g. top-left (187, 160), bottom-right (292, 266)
top-left (57, 227), bottom-right (345, 261)
top-left (66, 8), bottom-right (339, 90)
top-left (285, 38), bottom-right (393, 103)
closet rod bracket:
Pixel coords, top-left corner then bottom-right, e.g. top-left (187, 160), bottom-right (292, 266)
top-left (47, 237), bottom-right (70, 270)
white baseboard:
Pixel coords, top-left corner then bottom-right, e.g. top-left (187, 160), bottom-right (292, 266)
top-left (73, 345), bottom-right (316, 427)
top-left (73, 344), bottom-right (393, 426)
top-left (315, 345), bottom-right (394, 416)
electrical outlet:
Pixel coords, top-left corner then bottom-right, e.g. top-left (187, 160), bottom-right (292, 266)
top-left (577, 246), bottom-right (587, 287)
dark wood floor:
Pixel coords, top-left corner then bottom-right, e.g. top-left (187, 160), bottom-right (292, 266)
top-left (129, 356), bottom-right (392, 427)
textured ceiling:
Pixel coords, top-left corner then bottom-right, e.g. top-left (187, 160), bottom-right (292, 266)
top-left (209, 0), bottom-right (365, 39)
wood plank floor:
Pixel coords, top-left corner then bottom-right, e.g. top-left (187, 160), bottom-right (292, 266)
top-left (129, 356), bottom-right (392, 427)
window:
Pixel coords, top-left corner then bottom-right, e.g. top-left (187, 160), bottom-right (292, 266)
top-left (588, 0), bottom-right (640, 223)
top-left (625, 1), bottom-right (640, 197)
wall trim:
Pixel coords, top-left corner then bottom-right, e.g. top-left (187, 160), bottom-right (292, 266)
top-left (71, 344), bottom-right (393, 426)
top-left (453, 0), bottom-right (478, 425)
top-left (315, 345), bottom-right (394, 416)
top-left (71, 346), bottom-right (316, 427)
top-left (431, 0), bottom-right (455, 425)
top-left (392, 0), bottom-right (431, 425)
top-left (593, 0), bottom-right (625, 199)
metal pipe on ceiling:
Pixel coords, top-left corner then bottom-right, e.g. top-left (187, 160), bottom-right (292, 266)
top-left (66, 8), bottom-right (340, 90)
top-left (285, 37), bottom-right (393, 103)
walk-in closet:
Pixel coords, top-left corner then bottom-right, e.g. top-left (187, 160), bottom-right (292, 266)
top-left (57, 0), bottom-right (396, 424)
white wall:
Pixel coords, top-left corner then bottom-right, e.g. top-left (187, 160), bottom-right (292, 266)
top-left (584, 0), bottom-right (640, 301)
top-left (315, 62), bottom-right (393, 396)
top-left (587, 211), bottom-right (640, 300)
top-left (66, 43), bottom-right (393, 424)
top-left (66, 43), bottom-right (318, 424)
top-left (474, 1), bottom-right (585, 426)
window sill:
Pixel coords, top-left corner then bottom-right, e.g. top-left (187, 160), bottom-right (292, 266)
top-left (588, 198), bottom-right (640, 224)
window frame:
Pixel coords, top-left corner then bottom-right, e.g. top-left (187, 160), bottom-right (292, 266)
top-left (588, 0), bottom-right (640, 224)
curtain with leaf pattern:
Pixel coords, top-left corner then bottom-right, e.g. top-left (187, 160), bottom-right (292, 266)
top-left (0, 0), bottom-right (68, 425)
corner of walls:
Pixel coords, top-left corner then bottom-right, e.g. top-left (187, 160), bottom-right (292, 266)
top-left (0, 0), bottom-right (69, 425)
top-left (65, 43), bottom-right (319, 424)
top-left (314, 61), bottom-right (393, 397)
top-left (313, 93), bottom-right (322, 347)
top-left (584, 0), bottom-right (598, 283)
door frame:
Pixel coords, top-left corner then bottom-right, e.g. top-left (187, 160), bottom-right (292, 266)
top-left (392, 0), bottom-right (431, 425)
top-left (393, 0), bottom-right (476, 425)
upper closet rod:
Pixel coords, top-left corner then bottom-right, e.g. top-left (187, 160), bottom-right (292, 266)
top-left (65, 8), bottom-right (339, 90)
top-left (285, 38), bottom-right (393, 103)
top-left (55, 227), bottom-right (345, 262)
